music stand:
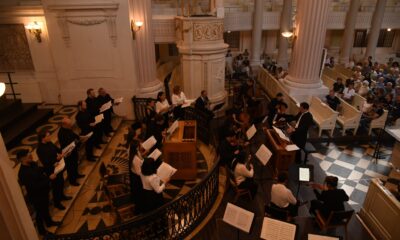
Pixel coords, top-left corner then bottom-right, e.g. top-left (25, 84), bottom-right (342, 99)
top-left (296, 164), bottom-right (314, 198)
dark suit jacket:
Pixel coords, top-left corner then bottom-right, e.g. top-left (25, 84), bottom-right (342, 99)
top-left (85, 97), bottom-right (100, 117)
top-left (314, 188), bottom-right (349, 217)
top-left (36, 142), bottom-right (61, 176)
top-left (76, 110), bottom-right (95, 135)
top-left (290, 111), bottom-right (313, 149)
top-left (195, 96), bottom-right (209, 111)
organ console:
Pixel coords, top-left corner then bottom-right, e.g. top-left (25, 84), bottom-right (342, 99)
top-left (263, 129), bottom-right (296, 173)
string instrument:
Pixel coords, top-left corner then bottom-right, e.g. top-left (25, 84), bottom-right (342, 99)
top-left (238, 112), bottom-right (251, 131)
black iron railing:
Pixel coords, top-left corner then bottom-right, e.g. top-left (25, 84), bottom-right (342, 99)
top-left (46, 156), bottom-right (220, 240)
top-left (1, 71), bottom-right (20, 101)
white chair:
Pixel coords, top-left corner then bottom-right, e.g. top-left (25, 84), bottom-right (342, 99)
top-left (368, 110), bottom-right (388, 135)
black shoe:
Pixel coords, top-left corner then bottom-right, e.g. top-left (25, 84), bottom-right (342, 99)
top-left (54, 203), bottom-right (65, 210)
top-left (46, 220), bottom-right (61, 227)
top-left (61, 195), bottom-right (72, 200)
top-left (70, 182), bottom-right (80, 186)
top-left (77, 174), bottom-right (85, 179)
top-left (95, 145), bottom-right (102, 149)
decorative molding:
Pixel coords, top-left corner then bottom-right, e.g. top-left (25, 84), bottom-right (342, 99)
top-left (193, 21), bottom-right (223, 41)
top-left (48, 3), bottom-right (119, 48)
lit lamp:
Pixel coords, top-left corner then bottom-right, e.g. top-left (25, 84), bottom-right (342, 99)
top-left (0, 82), bottom-right (5, 97)
top-left (281, 31), bottom-right (295, 44)
top-left (25, 21), bottom-right (43, 43)
top-left (131, 20), bottom-right (144, 40)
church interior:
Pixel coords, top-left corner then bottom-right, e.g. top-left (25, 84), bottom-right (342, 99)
top-left (0, 0), bottom-right (400, 239)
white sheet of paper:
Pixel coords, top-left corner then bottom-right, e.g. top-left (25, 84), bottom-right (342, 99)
top-left (285, 144), bottom-right (300, 151)
top-left (80, 132), bottom-right (93, 142)
top-left (255, 144), bottom-right (273, 166)
top-left (299, 167), bottom-right (310, 182)
top-left (100, 101), bottom-right (112, 113)
top-left (167, 120), bottom-right (179, 134)
top-left (260, 217), bottom-right (296, 240)
top-left (262, 115), bottom-right (268, 124)
top-left (94, 114), bottom-right (104, 125)
top-left (54, 158), bottom-right (65, 175)
top-left (62, 141), bottom-right (76, 157)
top-left (157, 162), bottom-right (177, 182)
top-left (273, 126), bottom-right (290, 142)
top-left (114, 97), bottom-right (123, 104)
top-left (246, 124), bottom-right (257, 140)
top-left (308, 234), bottom-right (339, 240)
top-left (223, 203), bottom-right (254, 233)
top-left (182, 99), bottom-right (195, 108)
top-left (148, 148), bottom-right (162, 160)
top-left (142, 136), bottom-right (157, 151)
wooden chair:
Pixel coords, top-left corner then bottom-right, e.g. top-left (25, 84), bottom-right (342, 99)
top-left (226, 166), bottom-right (252, 203)
top-left (315, 209), bottom-right (354, 240)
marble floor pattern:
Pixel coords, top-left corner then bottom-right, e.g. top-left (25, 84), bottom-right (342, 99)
top-left (56, 121), bottom-right (213, 235)
top-left (311, 142), bottom-right (393, 211)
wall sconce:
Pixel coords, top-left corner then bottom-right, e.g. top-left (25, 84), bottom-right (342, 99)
top-left (387, 28), bottom-right (392, 32)
top-left (281, 31), bottom-right (296, 44)
top-left (131, 20), bottom-right (143, 40)
top-left (25, 21), bottom-right (43, 43)
top-left (0, 82), bottom-right (5, 97)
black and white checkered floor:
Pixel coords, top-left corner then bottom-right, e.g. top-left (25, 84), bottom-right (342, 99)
top-left (311, 142), bottom-right (393, 211)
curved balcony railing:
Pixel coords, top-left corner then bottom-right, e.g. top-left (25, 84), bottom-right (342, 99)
top-left (45, 154), bottom-right (220, 240)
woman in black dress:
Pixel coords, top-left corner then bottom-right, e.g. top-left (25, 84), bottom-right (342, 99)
top-left (128, 140), bottom-right (143, 212)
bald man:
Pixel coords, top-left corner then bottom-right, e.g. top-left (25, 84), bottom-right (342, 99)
top-left (58, 117), bottom-right (84, 186)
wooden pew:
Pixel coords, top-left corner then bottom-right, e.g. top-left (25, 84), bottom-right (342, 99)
top-left (337, 98), bottom-right (362, 136)
top-left (334, 64), bottom-right (353, 79)
top-left (258, 67), bottom-right (299, 115)
top-left (322, 74), bottom-right (335, 90)
top-left (368, 110), bottom-right (388, 135)
top-left (352, 94), bottom-right (366, 112)
top-left (309, 96), bottom-right (338, 137)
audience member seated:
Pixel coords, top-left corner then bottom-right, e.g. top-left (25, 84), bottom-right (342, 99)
top-left (271, 172), bottom-right (301, 217)
top-left (342, 82), bottom-right (356, 103)
top-left (361, 101), bottom-right (384, 127)
top-left (361, 96), bottom-right (374, 114)
top-left (310, 176), bottom-right (349, 218)
top-left (195, 90), bottom-right (215, 120)
top-left (325, 89), bottom-right (341, 111)
top-left (18, 150), bottom-right (61, 235)
top-left (140, 158), bottom-right (168, 213)
top-left (230, 153), bottom-right (257, 198)
top-left (333, 77), bottom-right (345, 94)
top-left (358, 80), bottom-right (370, 97)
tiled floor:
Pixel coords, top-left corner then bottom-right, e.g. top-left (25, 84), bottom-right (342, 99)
top-left (311, 142), bottom-right (393, 211)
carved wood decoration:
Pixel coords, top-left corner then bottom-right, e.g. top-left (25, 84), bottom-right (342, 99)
top-left (0, 24), bottom-right (34, 71)
top-left (193, 21), bottom-right (223, 41)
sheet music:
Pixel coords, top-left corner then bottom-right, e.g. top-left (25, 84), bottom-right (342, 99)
top-left (299, 167), bottom-right (310, 182)
top-left (156, 162), bottom-right (177, 182)
top-left (262, 115), bottom-right (268, 123)
top-left (114, 97), bottom-right (123, 104)
top-left (94, 114), bottom-right (104, 125)
top-left (54, 158), bottom-right (65, 175)
top-left (100, 101), bottom-right (112, 113)
top-left (80, 132), bottom-right (93, 142)
top-left (181, 99), bottom-right (195, 108)
top-left (167, 120), bottom-right (179, 134)
top-left (62, 141), bottom-right (76, 157)
top-left (308, 234), bottom-right (339, 240)
top-left (260, 217), bottom-right (296, 240)
top-left (285, 144), bottom-right (299, 151)
top-left (246, 124), bottom-right (257, 140)
top-left (273, 126), bottom-right (290, 142)
top-left (142, 136), bottom-right (157, 151)
top-left (255, 144), bottom-right (273, 166)
top-left (148, 148), bottom-right (162, 160)
top-left (223, 203), bottom-right (254, 233)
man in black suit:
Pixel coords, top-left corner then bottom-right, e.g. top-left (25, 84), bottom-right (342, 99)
top-left (97, 88), bottom-right (115, 136)
top-left (287, 102), bottom-right (313, 163)
top-left (58, 117), bottom-right (85, 186)
top-left (75, 100), bottom-right (97, 161)
top-left (18, 150), bottom-right (61, 235)
top-left (85, 88), bottom-right (104, 146)
top-left (195, 90), bottom-right (214, 120)
top-left (267, 93), bottom-right (284, 127)
top-left (37, 130), bottom-right (71, 210)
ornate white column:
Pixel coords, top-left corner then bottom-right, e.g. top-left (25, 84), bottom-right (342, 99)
top-left (340, 0), bottom-right (361, 65)
top-left (277, 0), bottom-right (292, 69)
top-left (264, 30), bottom-right (277, 55)
top-left (132, 0), bottom-right (163, 97)
top-left (250, 0), bottom-right (264, 66)
top-left (365, 0), bottom-right (387, 60)
top-left (212, 0), bottom-right (224, 18)
top-left (176, 17), bottom-right (228, 108)
top-left (283, 0), bottom-right (330, 97)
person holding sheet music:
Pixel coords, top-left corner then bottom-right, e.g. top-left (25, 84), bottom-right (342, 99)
top-left (97, 87), bottom-right (116, 136)
top-left (286, 102), bottom-right (314, 163)
top-left (147, 114), bottom-right (167, 149)
top-left (156, 91), bottom-right (171, 116)
top-left (171, 85), bottom-right (187, 119)
top-left (37, 130), bottom-right (72, 210)
top-left (145, 99), bottom-right (157, 127)
top-left (195, 90), bottom-right (215, 121)
top-left (85, 88), bottom-right (105, 147)
top-left (58, 117), bottom-right (85, 186)
top-left (271, 172), bottom-right (301, 217)
top-left (309, 176), bottom-right (349, 218)
top-left (140, 158), bottom-right (168, 213)
top-left (231, 153), bottom-right (257, 198)
top-left (127, 140), bottom-right (144, 212)
top-left (76, 101), bottom-right (97, 161)
top-left (17, 150), bottom-right (61, 235)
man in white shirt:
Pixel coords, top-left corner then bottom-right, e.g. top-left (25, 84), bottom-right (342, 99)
top-left (342, 83), bottom-right (356, 103)
top-left (270, 171), bottom-right (301, 217)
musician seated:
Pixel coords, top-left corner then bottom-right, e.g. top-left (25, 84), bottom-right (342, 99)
top-left (195, 90), bottom-right (215, 121)
top-left (271, 172), bottom-right (302, 217)
top-left (240, 78), bottom-right (259, 108)
top-left (219, 130), bottom-right (243, 167)
top-left (309, 176), bottom-right (349, 218)
top-left (325, 89), bottom-right (341, 111)
top-left (272, 102), bottom-right (293, 128)
top-left (156, 91), bottom-right (170, 115)
top-left (231, 153), bottom-right (257, 198)
top-left (171, 86), bottom-right (187, 119)
top-left (267, 93), bottom-right (284, 126)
